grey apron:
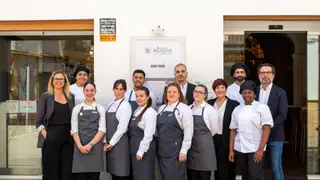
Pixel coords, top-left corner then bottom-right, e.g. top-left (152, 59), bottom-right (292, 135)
top-left (156, 102), bottom-right (186, 180)
top-left (128, 111), bottom-right (156, 180)
top-left (105, 99), bottom-right (130, 176)
top-left (187, 106), bottom-right (217, 171)
top-left (129, 90), bottom-right (139, 112)
top-left (72, 106), bottom-right (104, 173)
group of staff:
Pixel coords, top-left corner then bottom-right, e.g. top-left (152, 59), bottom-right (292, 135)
top-left (36, 62), bottom-right (287, 180)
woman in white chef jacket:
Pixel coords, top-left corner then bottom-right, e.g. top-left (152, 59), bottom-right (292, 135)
top-left (71, 81), bottom-right (105, 180)
top-left (156, 82), bottom-right (194, 180)
top-left (69, 66), bottom-right (89, 105)
top-left (229, 80), bottom-right (273, 180)
top-left (187, 84), bottom-right (218, 180)
top-left (128, 86), bottom-right (157, 180)
top-left (104, 79), bottom-right (132, 180)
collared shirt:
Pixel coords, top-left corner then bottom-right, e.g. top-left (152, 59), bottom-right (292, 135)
top-left (229, 100), bottom-right (274, 153)
top-left (180, 82), bottom-right (188, 98)
top-left (226, 82), bottom-right (244, 105)
top-left (158, 101), bottom-right (194, 154)
top-left (124, 88), bottom-right (157, 109)
top-left (214, 99), bottom-right (227, 135)
top-left (104, 98), bottom-right (132, 146)
top-left (259, 83), bottom-right (273, 105)
top-left (189, 101), bottom-right (219, 136)
top-left (70, 101), bottom-right (106, 135)
top-left (69, 83), bottom-right (85, 105)
top-left (132, 106), bottom-right (157, 157)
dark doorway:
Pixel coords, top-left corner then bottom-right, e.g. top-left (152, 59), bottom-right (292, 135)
top-left (244, 31), bottom-right (307, 180)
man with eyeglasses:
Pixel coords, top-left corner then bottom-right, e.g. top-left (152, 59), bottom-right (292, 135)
top-left (125, 69), bottom-right (157, 112)
top-left (256, 63), bottom-right (288, 180)
top-left (162, 63), bottom-right (196, 105)
top-left (226, 62), bottom-right (250, 104)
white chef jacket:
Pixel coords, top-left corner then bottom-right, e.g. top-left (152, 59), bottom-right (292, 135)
top-left (69, 83), bottom-right (85, 105)
top-left (226, 82), bottom-right (244, 105)
top-left (132, 106), bottom-right (157, 157)
top-left (229, 100), bottom-right (274, 153)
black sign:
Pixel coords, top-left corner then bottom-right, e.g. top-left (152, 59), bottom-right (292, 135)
top-left (100, 18), bottom-right (116, 34)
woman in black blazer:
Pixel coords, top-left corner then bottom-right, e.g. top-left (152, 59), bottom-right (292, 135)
top-left (36, 71), bottom-right (75, 180)
top-left (208, 78), bottom-right (239, 180)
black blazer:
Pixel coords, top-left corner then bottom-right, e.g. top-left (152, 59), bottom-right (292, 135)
top-left (208, 98), bottom-right (239, 150)
top-left (36, 92), bottom-right (75, 148)
top-left (256, 84), bottom-right (288, 141)
top-left (162, 82), bottom-right (196, 105)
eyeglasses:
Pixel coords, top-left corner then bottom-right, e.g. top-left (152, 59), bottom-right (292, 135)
top-left (259, 71), bottom-right (273, 75)
top-left (53, 78), bottom-right (65, 81)
top-left (193, 90), bottom-right (205, 95)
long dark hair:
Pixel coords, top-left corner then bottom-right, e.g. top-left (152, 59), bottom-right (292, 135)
top-left (136, 86), bottom-right (152, 123)
top-left (113, 79), bottom-right (127, 91)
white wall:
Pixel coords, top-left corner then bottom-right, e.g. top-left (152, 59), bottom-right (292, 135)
top-left (0, 0), bottom-right (320, 105)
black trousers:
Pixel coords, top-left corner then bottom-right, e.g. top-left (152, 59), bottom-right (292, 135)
top-left (111, 174), bottom-right (130, 180)
top-left (73, 172), bottom-right (100, 180)
top-left (187, 169), bottom-right (211, 180)
top-left (213, 135), bottom-right (237, 180)
top-left (236, 151), bottom-right (263, 180)
top-left (43, 125), bottom-right (73, 180)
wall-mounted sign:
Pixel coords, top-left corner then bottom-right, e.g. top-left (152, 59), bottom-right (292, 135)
top-left (19, 100), bottom-right (37, 113)
top-left (6, 100), bottom-right (19, 113)
top-left (100, 18), bottom-right (116, 42)
top-left (131, 37), bottom-right (185, 79)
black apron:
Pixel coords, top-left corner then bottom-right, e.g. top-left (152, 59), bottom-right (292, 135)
top-left (187, 106), bottom-right (217, 171)
top-left (105, 99), bottom-right (130, 176)
top-left (72, 106), bottom-right (104, 173)
top-left (128, 109), bottom-right (156, 180)
top-left (156, 102), bottom-right (186, 180)
top-left (129, 90), bottom-right (139, 113)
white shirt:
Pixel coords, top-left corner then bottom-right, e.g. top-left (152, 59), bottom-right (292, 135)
top-left (158, 101), bottom-right (194, 154)
top-left (132, 106), bottom-right (157, 157)
top-left (259, 83), bottom-right (273, 105)
top-left (105, 98), bottom-right (132, 146)
top-left (214, 99), bottom-right (227, 135)
top-left (189, 101), bottom-right (219, 136)
top-left (229, 101), bottom-right (274, 153)
top-left (180, 83), bottom-right (188, 98)
top-left (70, 83), bottom-right (85, 105)
top-left (124, 88), bottom-right (157, 109)
top-left (226, 82), bottom-right (244, 105)
top-left (70, 101), bottom-right (106, 135)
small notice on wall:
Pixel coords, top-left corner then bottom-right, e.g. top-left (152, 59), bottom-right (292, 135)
top-left (100, 18), bottom-right (116, 42)
top-left (19, 100), bottom-right (37, 113)
top-left (6, 100), bottom-right (19, 113)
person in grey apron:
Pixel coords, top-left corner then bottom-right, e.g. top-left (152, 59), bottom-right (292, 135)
top-left (156, 82), bottom-right (194, 180)
top-left (187, 85), bottom-right (218, 180)
top-left (128, 86), bottom-right (157, 180)
top-left (71, 82), bottom-right (106, 180)
top-left (128, 90), bottom-right (139, 112)
top-left (104, 79), bottom-right (132, 180)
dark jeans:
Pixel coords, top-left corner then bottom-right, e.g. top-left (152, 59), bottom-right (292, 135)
top-left (236, 151), bottom-right (263, 180)
top-left (260, 141), bottom-right (284, 180)
top-left (213, 135), bottom-right (237, 180)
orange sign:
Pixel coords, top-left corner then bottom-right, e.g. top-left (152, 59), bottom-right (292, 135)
top-left (100, 34), bottom-right (116, 42)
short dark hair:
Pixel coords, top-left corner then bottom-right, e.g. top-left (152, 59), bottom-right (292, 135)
top-left (83, 81), bottom-right (96, 90)
top-left (113, 79), bottom-right (127, 91)
top-left (258, 63), bottom-right (276, 74)
top-left (133, 69), bottom-right (145, 78)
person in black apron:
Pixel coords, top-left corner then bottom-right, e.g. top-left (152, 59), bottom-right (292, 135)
top-left (187, 85), bottom-right (218, 180)
top-left (125, 69), bottom-right (157, 113)
top-left (128, 86), bottom-right (157, 180)
top-left (71, 82), bottom-right (106, 180)
top-left (35, 71), bottom-right (75, 180)
top-left (105, 79), bottom-right (132, 180)
top-left (156, 82), bottom-right (194, 180)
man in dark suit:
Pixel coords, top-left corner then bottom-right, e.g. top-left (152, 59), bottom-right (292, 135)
top-left (256, 63), bottom-right (288, 180)
top-left (162, 63), bottom-right (196, 105)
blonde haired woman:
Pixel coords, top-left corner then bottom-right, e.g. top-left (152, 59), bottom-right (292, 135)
top-left (36, 71), bottom-right (75, 180)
